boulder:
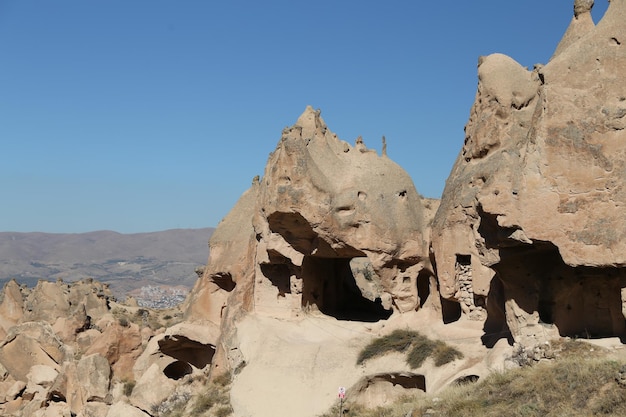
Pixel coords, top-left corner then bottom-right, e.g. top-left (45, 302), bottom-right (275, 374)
top-left (129, 363), bottom-right (176, 413)
top-left (77, 354), bottom-right (111, 402)
top-left (0, 280), bottom-right (24, 337)
top-left (49, 354), bottom-right (110, 415)
top-left (26, 365), bottom-right (58, 388)
top-left (5, 380), bottom-right (26, 400)
top-left (0, 322), bottom-right (65, 381)
top-left (84, 319), bottom-right (142, 380)
top-left (82, 402), bottom-right (110, 417)
top-left (32, 401), bottom-right (72, 417)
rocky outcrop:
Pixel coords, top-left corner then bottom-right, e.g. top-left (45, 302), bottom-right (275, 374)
top-left (431, 0), bottom-right (626, 344)
top-left (2, 3), bottom-right (626, 417)
top-left (187, 106), bottom-right (438, 377)
top-left (0, 278), bottom-right (215, 417)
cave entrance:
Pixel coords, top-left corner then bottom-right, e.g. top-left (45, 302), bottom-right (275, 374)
top-left (482, 275), bottom-right (513, 347)
top-left (495, 242), bottom-right (626, 340)
top-left (351, 372), bottom-right (426, 409)
top-left (417, 270), bottom-right (431, 309)
top-left (265, 211), bottom-right (392, 322)
top-left (158, 335), bottom-right (216, 369)
top-left (301, 256), bottom-right (392, 322)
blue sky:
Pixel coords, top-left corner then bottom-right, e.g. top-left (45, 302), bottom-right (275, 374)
top-left (0, 1), bottom-right (610, 233)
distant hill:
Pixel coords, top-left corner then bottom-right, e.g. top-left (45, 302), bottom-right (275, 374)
top-left (0, 228), bottom-right (214, 299)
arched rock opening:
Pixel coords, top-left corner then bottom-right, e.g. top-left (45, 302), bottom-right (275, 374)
top-left (163, 360), bottom-right (193, 380)
top-left (417, 270), bottom-right (432, 309)
top-left (265, 211), bottom-right (392, 322)
top-left (212, 272), bottom-right (236, 292)
top-left (301, 256), bottom-right (391, 322)
top-left (494, 241), bottom-right (626, 340)
top-left (350, 372), bottom-right (426, 409)
top-left (158, 335), bottom-right (216, 369)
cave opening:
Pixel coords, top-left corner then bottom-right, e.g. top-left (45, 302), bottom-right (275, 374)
top-left (213, 272), bottom-right (236, 292)
top-left (441, 297), bottom-right (462, 324)
top-left (495, 241), bottom-right (626, 340)
top-left (301, 256), bottom-right (392, 322)
top-left (163, 360), bottom-right (193, 380)
top-left (266, 211), bottom-right (392, 322)
top-left (158, 335), bottom-right (216, 369)
top-left (454, 375), bottom-right (480, 385)
top-left (482, 275), bottom-right (513, 347)
top-left (456, 254), bottom-right (471, 266)
top-left (260, 262), bottom-right (293, 297)
top-left (417, 270), bottom-right (431, 308)
top-left (372, 373), bottom-right (426, 392)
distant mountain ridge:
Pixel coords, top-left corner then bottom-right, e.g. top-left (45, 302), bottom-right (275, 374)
top-left (0, 228), bottom-right (214, 298)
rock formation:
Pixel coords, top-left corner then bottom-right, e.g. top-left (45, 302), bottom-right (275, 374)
top-left (431, 0), bottom-right (626, 345)
top-left (186, 105), bottom-right (439, 376)
top-left (0, 279), bottom-right (218, 417)
top-left (2, 2), bottom-right (626, 416)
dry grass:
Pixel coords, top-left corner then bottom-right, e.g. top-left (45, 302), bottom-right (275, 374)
top-left (425, 357), bottom-right (626, 417)
top-left (324, 339), bottom-right (626, 417)
top-left (358, 329), bottom-right (463, 369)
top-left (189, 373), bottom-right (233, 416)
top-left (357, 330), bottom-right (418, 364)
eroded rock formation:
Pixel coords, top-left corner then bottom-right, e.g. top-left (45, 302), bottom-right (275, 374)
top-left (187, 106), bottom-right (439, 376)
top-left (431, 0), bottom-right (626, 344)
top-left (2, 2), bottom-right (626, 416)
top-left (0, 279), bottom-right (218, 417)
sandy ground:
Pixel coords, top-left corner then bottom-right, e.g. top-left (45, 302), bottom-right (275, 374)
top-left (230, 309), bottom-right (511, 417)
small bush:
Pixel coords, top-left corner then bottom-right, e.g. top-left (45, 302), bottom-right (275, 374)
top-left (213, 372), bottom-right (232, 387)
top-left (214, 405), bottom-right (233, 417)
top-left (432, 341), bottom-right (464, 366)
top-left (122, 379), bottom-right (135, 396)
top-left (357, 330), bottom-right (419, 364)
top-left (406, 338), bottom-right (436, 368)
top-left (359, 330), bottom-right (462, 369)
top-left (118, 317), bottom-right (129, 327)
top-left (192, 386), bottom-right (230, 414)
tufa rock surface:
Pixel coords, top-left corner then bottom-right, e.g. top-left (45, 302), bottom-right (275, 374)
top-left (2, 2), bottom-right (626, 416)
top-left (431, 0), bottom-right (626, 344)
top-left (186, 105), bottom-right (438, 378)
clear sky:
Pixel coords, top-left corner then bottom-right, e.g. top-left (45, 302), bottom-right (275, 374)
top-left (0, 1), bottom-right (610, 233)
